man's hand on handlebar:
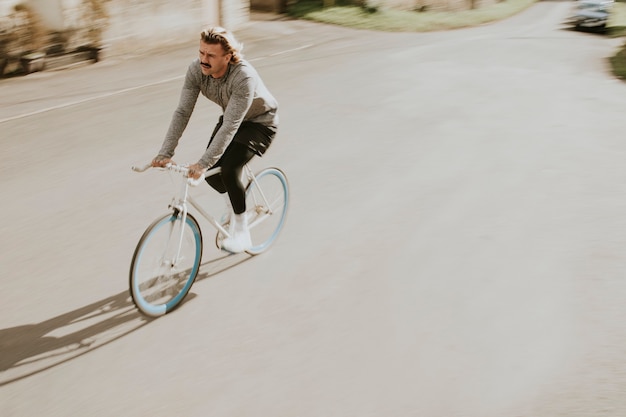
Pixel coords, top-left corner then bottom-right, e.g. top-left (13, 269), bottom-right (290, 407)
top-left (149, 156), bottom-right (206, 180)
top-left (151, 155), bottom-right (173, 168)
top-left (187, 163), bottom-right (207, 180)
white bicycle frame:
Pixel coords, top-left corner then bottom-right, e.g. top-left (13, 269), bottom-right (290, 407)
top-left (132, 162), bottom-right (275, 264)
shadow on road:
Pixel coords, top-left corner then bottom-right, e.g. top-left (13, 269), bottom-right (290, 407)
top-left (0, 251), bottom-right (249, 387)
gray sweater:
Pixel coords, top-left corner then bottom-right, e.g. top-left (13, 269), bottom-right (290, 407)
top-left (159, 59), bottom-right (279, 168)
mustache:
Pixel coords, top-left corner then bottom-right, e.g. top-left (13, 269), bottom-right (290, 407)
top-left (200, 62), bottom-right (211, 68)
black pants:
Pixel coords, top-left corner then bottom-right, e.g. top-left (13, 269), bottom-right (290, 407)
top-left (205, 120), bottom-right (276, 215)
top-left (205, 142), bottom-right (255, 215)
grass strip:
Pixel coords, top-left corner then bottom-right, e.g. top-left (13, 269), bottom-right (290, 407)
top-left (288, 0), bottom-right (538, 32)
top-left (610, 41), bottom-right (626, 79)
top-left (608, 1), bottom-right (626, 37)
top-left (608, 1), bottom-right (626, 80)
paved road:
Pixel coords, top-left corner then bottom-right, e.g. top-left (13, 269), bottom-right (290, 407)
top-left (2, 4), bottom-right (626, 416)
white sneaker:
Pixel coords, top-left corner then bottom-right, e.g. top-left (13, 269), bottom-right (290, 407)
top-left (222, 213), bottom-right (252, 253)
top-left (222, 229), bottom-right (252, 253)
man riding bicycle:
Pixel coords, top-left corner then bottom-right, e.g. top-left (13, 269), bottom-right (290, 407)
top-left (152, 26), bottom-right (279, 254)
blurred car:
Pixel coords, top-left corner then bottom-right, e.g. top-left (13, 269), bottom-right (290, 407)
top-left (567, 0), bottom-right (614, 29)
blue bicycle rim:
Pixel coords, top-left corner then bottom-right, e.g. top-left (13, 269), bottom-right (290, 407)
top-left (248, 169), bottom-right (289, 253)
top-left (132, 215), bottom-right (201, 316)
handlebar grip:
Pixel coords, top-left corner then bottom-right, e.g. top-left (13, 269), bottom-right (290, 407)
top-left (132, 163), bottom-right (152, 172)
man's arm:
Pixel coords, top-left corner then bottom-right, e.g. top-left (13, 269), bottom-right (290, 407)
top-left (157, 63), bottom-right (201, 159)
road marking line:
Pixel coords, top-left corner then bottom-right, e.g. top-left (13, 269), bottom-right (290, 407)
top-left (0, 44), bottom-right (313, 124)
top-left (249, 44), bottom-right (313, 62)
top-left (0, 76), bottom-right (184, 124)
top-left (268, 44), bottom-right (314, 57)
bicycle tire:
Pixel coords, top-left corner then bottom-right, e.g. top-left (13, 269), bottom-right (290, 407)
top-left (129, 212), bottom-right (203, 317)
top-left (244, 168), bottom-right (289, 255)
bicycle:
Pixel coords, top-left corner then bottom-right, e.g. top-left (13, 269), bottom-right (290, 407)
top-left (129, 162), bottom-right (289, 317)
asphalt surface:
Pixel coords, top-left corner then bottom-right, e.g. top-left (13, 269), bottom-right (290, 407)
top-left (2, 4), bottom-right (626, 416)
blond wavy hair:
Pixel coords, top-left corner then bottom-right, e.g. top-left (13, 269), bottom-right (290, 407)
top-left (200, 27), bottom-right (244, 63)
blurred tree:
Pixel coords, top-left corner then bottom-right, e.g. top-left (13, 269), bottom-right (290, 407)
top-left (81, 0), bottom-right (109, 47)
top-left (13, 3), bottom-right (47, 52)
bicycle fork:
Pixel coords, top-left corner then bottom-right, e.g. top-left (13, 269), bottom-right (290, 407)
top-left (167, 180), bottom-right (192, 269)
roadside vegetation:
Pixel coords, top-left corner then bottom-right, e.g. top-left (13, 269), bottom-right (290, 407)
top-left (608, 0), bottom-right (626, 37)
top-left (611, 44), bottom-right (626, 79)
top-left (287, 0), bottom-right (626, 80)
top-left (609, 1), bottom-right (626, 79)
top-left (287, 0), bottom-right (538, 32)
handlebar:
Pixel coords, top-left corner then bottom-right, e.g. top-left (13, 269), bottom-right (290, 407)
top-left (131, 163), bottom-right (217, 187)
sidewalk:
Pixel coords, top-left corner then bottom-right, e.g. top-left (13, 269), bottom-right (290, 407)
top-left (0, 13), bottom-right (330, 123)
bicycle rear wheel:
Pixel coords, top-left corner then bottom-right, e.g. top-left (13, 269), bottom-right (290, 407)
top-left (129, 212), bottom-right (203, 317)
top-left (244, 168), bottom-right (289, 255)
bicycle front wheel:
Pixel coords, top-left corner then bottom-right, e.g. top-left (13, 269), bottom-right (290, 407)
top-left (245, 168), bottom-right (289, 255)
top-left (129, 212), bottom-right (203, 317)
